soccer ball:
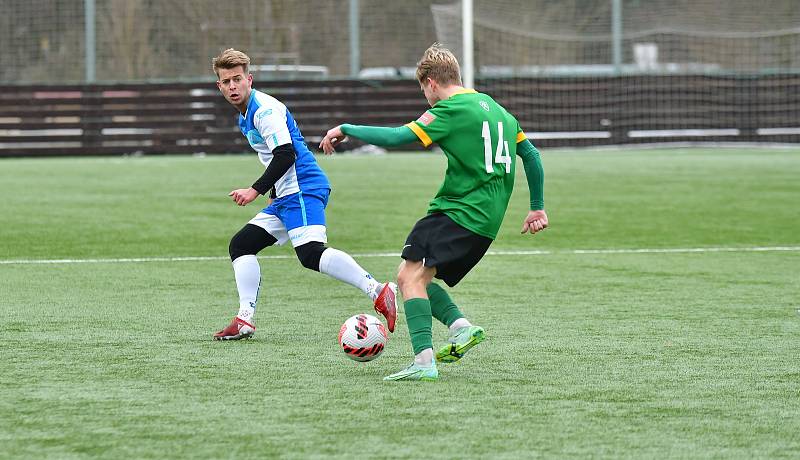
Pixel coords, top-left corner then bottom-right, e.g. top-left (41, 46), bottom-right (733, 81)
top-left (338, 313), bottom-right (388, 362)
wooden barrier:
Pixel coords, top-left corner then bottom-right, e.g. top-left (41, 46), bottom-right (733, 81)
top-left (0, 80), bottom-right (429, 157)
top-left (0, 75), bottom-right (798, 157)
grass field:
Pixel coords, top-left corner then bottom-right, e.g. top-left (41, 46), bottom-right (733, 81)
top-left (1, 147), bottom-right (799, 459)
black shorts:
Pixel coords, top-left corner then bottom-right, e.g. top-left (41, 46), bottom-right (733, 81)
top-left (401, 213), bottom-right (493, 287)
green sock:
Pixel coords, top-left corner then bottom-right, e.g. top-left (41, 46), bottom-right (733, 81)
top-left (404, 298), bottom-right (433, 355)
top-left (427, 282), bottom-right (464, 327)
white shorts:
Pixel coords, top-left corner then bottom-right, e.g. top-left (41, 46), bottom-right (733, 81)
top-left (247, 213), bottom-right (327, 247)
top-left (248, 189), bottom-right (329, 247)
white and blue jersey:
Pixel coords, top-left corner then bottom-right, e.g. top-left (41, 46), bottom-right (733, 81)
top-left (239, 89), bottom-right (330, 198)
top-left (240, 89), bottom-right (331, 247)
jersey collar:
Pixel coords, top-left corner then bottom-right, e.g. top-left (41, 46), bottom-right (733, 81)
top-left (241, 89), bottom-right (258, 119)
top-left (452, 88), bottom-right (477, 96)
top-left (436, 88), bottom-right (478, 106)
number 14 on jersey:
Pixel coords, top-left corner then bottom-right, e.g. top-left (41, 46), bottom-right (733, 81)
top-left (482, 121), bottom-right (512, 174)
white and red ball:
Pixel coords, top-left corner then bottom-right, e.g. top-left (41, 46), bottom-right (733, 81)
top-left (338, 314), bottom-right (388, 362)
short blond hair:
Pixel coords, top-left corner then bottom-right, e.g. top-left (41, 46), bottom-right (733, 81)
top-left (212, 48), bottom-right (250, 77)
top-left (415, 43), bottom-right (462, 86)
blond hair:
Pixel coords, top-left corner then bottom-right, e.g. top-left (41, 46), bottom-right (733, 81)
top-left (415, 43), bottom-right (462, 86)
top-left (212, 48), bottom-right (250, 76)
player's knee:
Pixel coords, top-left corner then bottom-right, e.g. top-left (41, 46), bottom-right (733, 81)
top-left (229, 233), bottom-right (256, 261)
top-left (397, 263), bottom-right (411, 292)
top-left (229, 224), bottom-right (276, 261)
top-left (295, 241), bottom-right (327, 271)
top-left (397, 271), bottom-right (411, 295)
top-left (397, 261), bottom-right (427, 295)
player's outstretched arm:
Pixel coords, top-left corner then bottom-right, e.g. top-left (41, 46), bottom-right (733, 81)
top-left (517, 139), bottom-right (547, 234)
top-left (320, 124), bottom-right (417, 154)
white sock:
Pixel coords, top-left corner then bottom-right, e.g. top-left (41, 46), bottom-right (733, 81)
top-left (319, 248), bottom-right (383, 299)
top-left (232, 255), bottom-right (260, 324)
top-left (414, 348), bottom-right (434, 366)
top-left (449, 318), bottom-right (472, 335)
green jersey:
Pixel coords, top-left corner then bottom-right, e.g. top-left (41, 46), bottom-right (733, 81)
top-left (406, 89), bottom-right (526, 239)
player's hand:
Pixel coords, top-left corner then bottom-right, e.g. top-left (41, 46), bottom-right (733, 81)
top-left (319, 125), bottom-right (347, 155)
top-left (521, 210), bottom-right (548, 234)
top-left (228, 187), bottom-right (260, 206)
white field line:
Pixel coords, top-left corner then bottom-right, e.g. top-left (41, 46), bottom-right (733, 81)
top-left (1, 246), bottom-right (798, 265)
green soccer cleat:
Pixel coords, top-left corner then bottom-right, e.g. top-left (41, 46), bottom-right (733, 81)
top-left (383, 362), bottom-right (439, 381)
top-left (436, 325), bottom-right (485, 363)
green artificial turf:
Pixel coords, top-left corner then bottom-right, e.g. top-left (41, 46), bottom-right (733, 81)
top-left (1, 148), bottom-right (799, 458)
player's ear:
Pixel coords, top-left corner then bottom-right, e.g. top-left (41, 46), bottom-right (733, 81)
top-left (426, 77), bottom-right (436, 91)
top-left (247, 73), bottom-right (253, 85)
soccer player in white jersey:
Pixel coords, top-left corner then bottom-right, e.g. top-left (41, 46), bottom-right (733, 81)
top-left (211, 48), bottom-right (397, 340)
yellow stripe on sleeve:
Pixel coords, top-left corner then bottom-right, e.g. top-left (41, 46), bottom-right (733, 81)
top-left (516, 131), bottom-right (527, 143)
top-left (405, 122), bottom-right (433, 147)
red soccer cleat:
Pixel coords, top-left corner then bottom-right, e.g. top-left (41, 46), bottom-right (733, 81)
top-left (373, 282), bottom-right (398, 333)
top-left (213, 317), bottom-right (255, 340)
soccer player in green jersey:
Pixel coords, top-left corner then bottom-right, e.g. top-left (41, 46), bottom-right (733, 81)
top-left (320, 43), bottom-right (548, 381)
